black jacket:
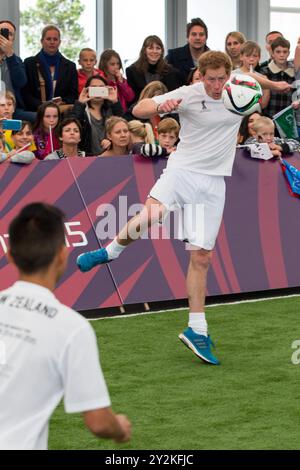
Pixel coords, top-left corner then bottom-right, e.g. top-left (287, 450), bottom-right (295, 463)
top-left (22, 53), bottom-right (78, 111)
top-left (71, 100), bottom-right (124, 156)
top-left (166, 44), bottom-right (210, 83)
top-left (125, 63), bottom-right (184, 103)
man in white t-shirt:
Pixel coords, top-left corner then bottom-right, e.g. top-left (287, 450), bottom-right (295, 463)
top-left (0, 203), bottom-right (131, 450)
top-left (77, 51), bottom-right (291, 366)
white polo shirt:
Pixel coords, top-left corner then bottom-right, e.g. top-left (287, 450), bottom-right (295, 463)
top-left (153, 82), bottom-right (242, 176)
top-left (0, 281), bottom-right (111, 450)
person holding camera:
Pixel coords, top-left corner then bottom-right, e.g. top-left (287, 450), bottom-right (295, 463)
top-left (0, 20), bottom-right (35, 123)
top-left (71, 75), bottom-right (124, 156)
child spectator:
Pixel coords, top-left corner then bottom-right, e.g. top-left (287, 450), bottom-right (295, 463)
top-left (292, 37), bottom-right (300, 138)
top-left (33, 101), bottom-right (61, 160)
top-left (260, 37), bottom-right (295, 118)
top-left (237, 111), bottom-right (262, 144)
top-left (0, 133), bottom-right (7, 162)
top-left (245, 116), bottom-right (299, 157)
top-left (233, 41), bottom-right (261, 74)
top-left (77, 48), bottom-right (105, 94)
top-left (98, 49), bottom-right (135, 112)
top-left (257, 31), bottom-right (283, 72)
top-left (0, 91), bottom-right (36, 153)
top-left (0, 91), bottom-right (17, 151)
top-left (0, 91), bottom-right (20, 152)
top-left (101, 116), bottom-right (130, 157)
top-left (131, 80), bottom-right (170, 138)
top-left (3, 121), bottom-right (35, 164)
top-left (45, 117), bottom-right (85, 160)
top-left (138, 117), bottom-right (180, 158)
top-left (225, 31), bottom-right (246, 70)
top-left (128, 120), bottom-right (155, 154)
top-left (233, 41), bottom-right (270, 109)
top-left (71, 75), bottom-right (123, 156)
top-left (0, 91), bottom-right (16, 122)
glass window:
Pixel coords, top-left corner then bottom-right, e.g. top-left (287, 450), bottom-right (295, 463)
top-left (112, 0), bottom-right (165, 70)
top-left (19, 0), bottom-right (96, 61)
top-left (187, 0), bottom-right (237, 51)
top-left (270, 11), bottom-right (300, 56)
top-left (271, 0), bottom-right (300, 8)
top-left (270, 0), bottom-right (300, 56)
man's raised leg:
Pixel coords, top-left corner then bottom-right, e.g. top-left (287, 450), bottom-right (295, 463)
top-left (77, 198), bottom-right (166, 272)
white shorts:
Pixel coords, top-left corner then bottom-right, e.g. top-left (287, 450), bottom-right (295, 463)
top-left (149, 168), bottom-right (225, 250)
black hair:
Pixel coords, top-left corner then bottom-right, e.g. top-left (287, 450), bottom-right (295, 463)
top-left (58, 117), bottom-right (82, 140)
top-left (83, 75), bottom-right (109, 109)
top-left (9, 203), bottom-right (65, 274)
top-left (33, 101), bottom-right (61, 134)
top-left (11, 121), bottom-right (33, 136)
top-left (238, 111), bottom-right (262, 144)
top-left (186, 18), bottom-right (208, 38)
top-left (271, 37), bottom-right (290, 52)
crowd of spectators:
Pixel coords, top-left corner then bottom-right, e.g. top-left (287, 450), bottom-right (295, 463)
top-left (1, 17), bottom-right (300, 165)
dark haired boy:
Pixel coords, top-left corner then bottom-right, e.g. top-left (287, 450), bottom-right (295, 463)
top-left (0, 203), bottom-right (131, 449)
top-left (261, 37), bottom-right (295, 118)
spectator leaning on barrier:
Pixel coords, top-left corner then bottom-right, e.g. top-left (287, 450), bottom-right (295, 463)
top-left (245, 116), bottom-right (299, 157)
top-left (0, 90), bottom-right (36, 153)
top-left (101, 116), bottom-right (130, 157)
top-left (22, 25), bottom-right (78, 113)
top-left (2, 121), bottom-right (36, 165)
top-left (44, 117), bottom-right (85, 160)
top-left (0, 20), bottom-right (36, 123)
top-left (166, 18), bottom-right (210, 83)
top-left (33, 101), bottom-right (61, 160)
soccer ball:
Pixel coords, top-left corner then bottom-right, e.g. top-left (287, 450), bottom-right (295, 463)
top-left (222, 74), bottom-right (263, 116)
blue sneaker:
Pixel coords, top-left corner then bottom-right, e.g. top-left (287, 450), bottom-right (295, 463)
top-left (178, 327), bottom-right (220, 365)
top-left (77, 247), bottom-right (110, 272)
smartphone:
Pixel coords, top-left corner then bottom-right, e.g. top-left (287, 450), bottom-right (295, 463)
top-left (0, 28), bottom-right (10, 40)
top-left (52, 96), bottom-right (62, 103)
top-left (1, 119), bottom-right (22, 131)
top-left (88, 86), bottom-right (109, 98)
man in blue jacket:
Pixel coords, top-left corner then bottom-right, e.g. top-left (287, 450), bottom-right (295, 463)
top-left (0, 20), bottom-right (35, 122)
top-left (166, 18), bottom-right (210, 84)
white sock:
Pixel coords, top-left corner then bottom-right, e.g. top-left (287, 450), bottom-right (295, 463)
top-left (188, 312), bottom-right (208, 336)
top-left (105, 239), bottom-right (126, 260)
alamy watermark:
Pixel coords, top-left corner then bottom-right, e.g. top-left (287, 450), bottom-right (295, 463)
top-left (291, 340), bottom-right (300, 365)
top-left (95, 196), bottom-right (205, 249)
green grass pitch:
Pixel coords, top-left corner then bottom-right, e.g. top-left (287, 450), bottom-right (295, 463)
top-left (49, 296), bottom-right (300, 450)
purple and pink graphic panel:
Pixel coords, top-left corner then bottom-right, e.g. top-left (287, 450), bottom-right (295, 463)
top-left (0, 151), bottom-right (300, 311)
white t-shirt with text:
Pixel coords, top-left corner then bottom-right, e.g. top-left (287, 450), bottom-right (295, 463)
top-left (153, 82), bottom-right (242, 176)
top-left (0, 281), bottom-right (111, 450)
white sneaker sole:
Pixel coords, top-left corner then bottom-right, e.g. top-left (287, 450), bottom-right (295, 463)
top-left (178, 333), bottom-right (219, 365)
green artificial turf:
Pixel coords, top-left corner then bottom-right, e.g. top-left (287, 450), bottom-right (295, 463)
top-left (49, 296), bottom-right (300, 450)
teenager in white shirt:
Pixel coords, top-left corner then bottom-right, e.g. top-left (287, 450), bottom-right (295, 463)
top-left (0, 202), bottom-right (131, 450)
